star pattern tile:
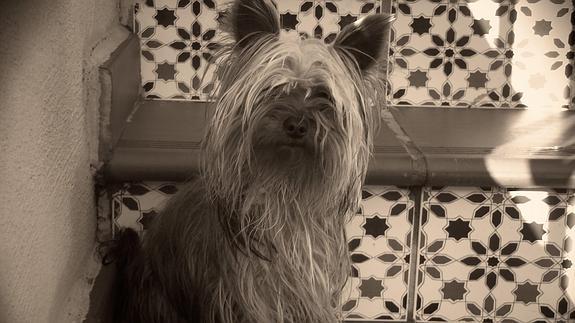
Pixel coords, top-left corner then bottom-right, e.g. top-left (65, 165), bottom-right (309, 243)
top-left (343, 186), bottom-right (414, 321)
top-left (135, 0), bottom-right (574, 108)
top-left (388, 0), bottom-right (574, 109)
top-left (445, 218), bottom-right (473, 241)
top-left (441, 279), bottom-right (468, 301)
top-left (134, 0), bottom-right (575, 108)
top-left (112, 182), bottom-right (182, 233)
top-left (134, 0), bottom-right (382, 100)
top-left (358, 277), bottom-right (385, 299)
top-left (363, 216), bottom-right (390, 238)
top-left (417, 187), bottom-right (575, 322)
top-left (111, 183), bottom-right (575, 321)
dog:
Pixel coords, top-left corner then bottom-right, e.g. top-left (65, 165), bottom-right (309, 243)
top-left (109, 0), bottom-right (392, 322)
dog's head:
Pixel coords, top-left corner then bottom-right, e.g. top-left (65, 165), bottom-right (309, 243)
top-left (198, 2), bottom-right (393, 319)
top-left (203, 0), bottom-right (393, 210)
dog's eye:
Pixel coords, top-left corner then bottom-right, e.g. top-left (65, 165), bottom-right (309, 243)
top-left (310, 89), bottom-right (334, 113)
top-left (317, 103), bottom-right (334, 114)
top-left (316, 90), bottom-right (330, 99)
top-left (314, 90), bottom-right (333, 103)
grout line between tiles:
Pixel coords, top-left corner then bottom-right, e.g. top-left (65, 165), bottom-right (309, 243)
top-left (557, 190), bottom-right (569, 320)
top-left (405, 186), bottom-right (423, 323)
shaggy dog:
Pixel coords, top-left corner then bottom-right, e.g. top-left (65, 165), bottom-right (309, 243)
top-left (109, 1), bottom-right (392, 322)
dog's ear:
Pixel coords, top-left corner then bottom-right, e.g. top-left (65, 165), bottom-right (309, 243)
top-left (333, 14), bottom-right (395, 71)
top-left (230, 0), bottom-right (280, 47)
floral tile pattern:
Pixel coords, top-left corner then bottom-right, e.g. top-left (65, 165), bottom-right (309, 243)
top-left (134, 0), bottom-right (574, 109)
top-left (110, 183), bottom-right (575, 321)
top-left (112, 182), bottom-right (182, 234)
top-left (389, 0), bottom-right (574, 109)
top-left (134, 0), bottom-right (382, 100)
top-left (342, 186), bottom-right (414, 321)
top-left (416, 187), bottom-right (575, 322)
top-left (111, 183), bottom-right (414, 320)
top-left (134, 0), bottom-right (222, 100)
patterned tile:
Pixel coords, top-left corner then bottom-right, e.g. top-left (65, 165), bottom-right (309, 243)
top-left (112, 182), bottom-right (181, 233)
top-left (563, 190), bottom-right (575, 320)
top-left (416, 187), bottom-right (575, 322)
top-left (134, 0), bottom-right (383, 100)
top-left (509, 0), bottom-right (574, 110)
top-left (134, 0), bottom-right (221, 100)
top-left (389, 0), bottom-right (574, 109)
top-left (111, 183), bottom-right (414, 320)
top-left (277, 0), bottom-right (382, 42)
top-left (134, 0), bottom-right (575, 108)
top-left (342, 186), bottom-right (414, 321)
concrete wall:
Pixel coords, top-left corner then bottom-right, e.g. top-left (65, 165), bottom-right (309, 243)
top-left (0, 1), bottom-right (126, 322)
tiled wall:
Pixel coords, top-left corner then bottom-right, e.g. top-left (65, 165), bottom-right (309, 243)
top-left (134, 0), bottom-right (574, 109)
top-left (390, 0), bottom-right (574, 109)
top-left (134, 0), bottom-right (383, 100)
top-left (417, 187), bottom-right (574, 322)
top-left (111, 183), bottom-right (575, 322)
top-left (343, 186), bottom-right (414, 320)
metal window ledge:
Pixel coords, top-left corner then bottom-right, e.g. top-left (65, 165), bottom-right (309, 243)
top-left (104, 100), bottom-right (575, 188)
top-left (100, 34), bottom-right (575, 188)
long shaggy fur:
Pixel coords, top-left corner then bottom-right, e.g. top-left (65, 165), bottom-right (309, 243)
top-left (110, 1), bottom-right (392, 322)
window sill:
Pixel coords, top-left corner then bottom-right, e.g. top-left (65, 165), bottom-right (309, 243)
top-left (100, 35), bottom-right (575, 188)
top-left (104, 100), bottom-right (575, 188)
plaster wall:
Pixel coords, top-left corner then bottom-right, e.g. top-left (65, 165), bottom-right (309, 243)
top-left (0, 1), bottom-right (123, 322)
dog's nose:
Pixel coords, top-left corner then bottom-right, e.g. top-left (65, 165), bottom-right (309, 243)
top-left (283, 116), bottom-right (308, 139)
